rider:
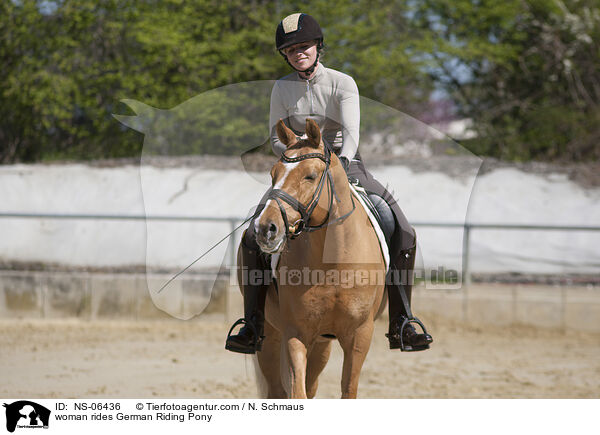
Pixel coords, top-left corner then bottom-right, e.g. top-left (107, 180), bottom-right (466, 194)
top-left (225, 12), bottom-right (433, 354)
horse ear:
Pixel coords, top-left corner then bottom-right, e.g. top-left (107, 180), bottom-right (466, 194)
top-left (305, 118), bottom-right (321, 148)
top-left (276, 119), bottom-right (297, 148)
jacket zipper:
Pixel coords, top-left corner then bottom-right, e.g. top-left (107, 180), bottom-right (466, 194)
top-left (306, 79), bottom-right (315, 115)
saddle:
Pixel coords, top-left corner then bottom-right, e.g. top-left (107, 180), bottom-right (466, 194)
top-left (350, 180), bottom-right (395, 247)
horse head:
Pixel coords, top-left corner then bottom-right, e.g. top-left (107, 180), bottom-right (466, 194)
top-left (254, 118), bottom-right (348, 254)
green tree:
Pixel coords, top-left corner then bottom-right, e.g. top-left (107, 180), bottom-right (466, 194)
top-left (1, 1), bottom-right (440, 162)
top-left (411, 0), bottom-right (600, 161)
top-left (1, 0), bottom-right (286, 162)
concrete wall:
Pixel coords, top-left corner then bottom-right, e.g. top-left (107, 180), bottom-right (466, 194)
top-left (0, 270), bottom-right (230, 321)
top-left (413, 283), bottom-right (600, 333)
top-left (1, 271), bottom-right (599, 333)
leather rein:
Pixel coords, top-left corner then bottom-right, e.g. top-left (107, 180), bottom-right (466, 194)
top-left (267, 144), bottom-right (356, 239)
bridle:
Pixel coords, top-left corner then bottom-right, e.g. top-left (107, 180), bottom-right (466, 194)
top-left (267, 144), bottom-right (356, 239)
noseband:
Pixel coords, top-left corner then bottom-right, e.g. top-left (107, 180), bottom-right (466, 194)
top-left (267, 144), bottom-right (356, 239)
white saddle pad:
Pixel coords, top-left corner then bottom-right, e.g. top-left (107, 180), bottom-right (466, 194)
top-left (348, 183), bottom-right (390, 272)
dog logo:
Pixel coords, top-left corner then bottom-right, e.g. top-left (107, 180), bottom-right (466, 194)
top-left (3, 401), bottom-right (50, 432)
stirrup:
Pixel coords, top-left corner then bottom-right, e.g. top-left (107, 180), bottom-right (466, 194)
top-left (225, 318), bottom-right (264, 354)
top-left (386, 316), bottom-right (431, 352)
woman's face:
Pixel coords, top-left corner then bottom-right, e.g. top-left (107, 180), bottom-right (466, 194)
top-left (282, 40), bottom-right (318, 71)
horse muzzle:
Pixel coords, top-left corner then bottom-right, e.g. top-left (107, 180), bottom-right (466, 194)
top-left (255, 220), bottom-right (286, 254)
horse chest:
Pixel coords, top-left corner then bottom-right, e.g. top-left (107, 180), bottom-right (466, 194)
top-left (277, 280), bottom-right (375, 327)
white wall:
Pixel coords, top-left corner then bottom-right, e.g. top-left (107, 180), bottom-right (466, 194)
top-left (1, 161), bottom-right (599, 275)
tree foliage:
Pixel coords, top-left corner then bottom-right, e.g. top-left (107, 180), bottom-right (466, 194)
top-left (1, 0), bottom-right (285, 162)
top-left (1, 0), bottom-right (598, 163)
top-left (412, 0), bottom-right (600, 161)
top-left (1, 0), bottom-right (437, 162)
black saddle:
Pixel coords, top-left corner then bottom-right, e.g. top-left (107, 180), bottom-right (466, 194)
top-left (352, 182), bottom-right (395, 246)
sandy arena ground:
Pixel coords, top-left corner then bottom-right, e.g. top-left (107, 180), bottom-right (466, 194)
top-left (1, 315), bottom-right (599, 399)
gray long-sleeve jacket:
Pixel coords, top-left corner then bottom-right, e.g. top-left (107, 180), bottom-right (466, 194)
top-left (269, 64), bottom-right (360, 160)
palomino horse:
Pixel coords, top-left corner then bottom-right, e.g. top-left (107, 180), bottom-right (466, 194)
top-left (239, 119), bottom-right (387, 399)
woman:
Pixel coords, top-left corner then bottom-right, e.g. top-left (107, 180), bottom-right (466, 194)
top-left (225, 13), bottom-right (432, 354)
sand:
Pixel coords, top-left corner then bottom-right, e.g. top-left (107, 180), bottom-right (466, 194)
top-left (1, 316), bottom-right (599, 399)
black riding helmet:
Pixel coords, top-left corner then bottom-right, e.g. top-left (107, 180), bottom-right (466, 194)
top-left (276, 13), bottom-right (323, 75)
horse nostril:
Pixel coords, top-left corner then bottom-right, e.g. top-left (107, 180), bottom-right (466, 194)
top-left (258, 221), bottom-right (278, 241)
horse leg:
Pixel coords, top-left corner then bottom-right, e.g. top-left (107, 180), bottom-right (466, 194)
top-left (337, 321), bottom-right (375, 399)
top-left (280, 333), bottom-right (309, 399)
top-left (305, 338), bottom-right (333, 399)
top-left (256, 321), bottom-right (287, 399)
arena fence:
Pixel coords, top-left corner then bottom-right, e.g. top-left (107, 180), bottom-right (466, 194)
top-left (1, 212), bottom-right (599, 287)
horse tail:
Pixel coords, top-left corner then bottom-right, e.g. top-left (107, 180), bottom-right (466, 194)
top-left (252, 355), bottom-right (269, 398)
top-left (375, 287), bottom-right (388, 321)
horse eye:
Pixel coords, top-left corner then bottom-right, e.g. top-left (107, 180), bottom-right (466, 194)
top-left (304, 173), bottom-right (317, 181)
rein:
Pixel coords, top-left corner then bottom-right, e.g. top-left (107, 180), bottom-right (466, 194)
top-left (267, 144), bottom-right (356, 239)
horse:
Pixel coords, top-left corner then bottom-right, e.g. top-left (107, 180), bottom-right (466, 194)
top-left (238, 118), bottom-right (387, 399)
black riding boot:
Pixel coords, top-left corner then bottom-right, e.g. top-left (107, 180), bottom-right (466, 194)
top-left (225, 231), bottom-right (269, 354)
top-left (386, 242), bottom-right (433, 351)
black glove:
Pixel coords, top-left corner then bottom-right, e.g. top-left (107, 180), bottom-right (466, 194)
top-left (339, 156), bottom-right (350, 173)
